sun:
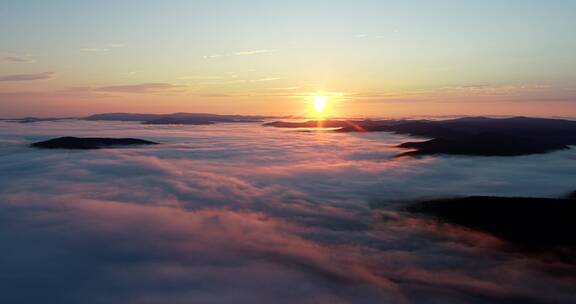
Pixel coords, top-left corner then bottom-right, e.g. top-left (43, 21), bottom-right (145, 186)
top-left (313, 96), bottom-right (329, 114)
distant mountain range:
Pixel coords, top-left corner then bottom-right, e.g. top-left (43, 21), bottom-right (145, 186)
top-left (85, 112), bottom-right (272, 124)
top-left (0, 117), bottom-right (76, 123)
top-left (1, 112), bottom-right (275, 125)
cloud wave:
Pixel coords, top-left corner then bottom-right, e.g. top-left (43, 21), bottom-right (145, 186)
top-left (0, 120), bottom-right (575, 303)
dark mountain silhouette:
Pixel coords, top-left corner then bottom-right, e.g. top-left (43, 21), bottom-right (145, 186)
top-left (337, 117), bottom-right (576, 156)
top-left (398, 133), bottom-right (569, 156)
top-left (85, 112), bottom-right (269, 124)
top-left (31, 137), bottom-right (159, 149)
top-left (407, 193), bottom-right (576, 253)
top-left (4, 117), bottom-right (76, 123)
top-left (338, 116), bottom-right (576, 142)
top-left (85, 113), bottom-right (163, 121)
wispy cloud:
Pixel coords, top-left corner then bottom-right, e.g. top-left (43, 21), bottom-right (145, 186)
top-left (80, 48), bottom-right (110, 53)
top-left (80, 43), bottom-right (126, 53)
top-left (456, 84), bottom-right (551, 94)
top-left (0, 71), bottom-right (55, 82)
top-left (353, 30), bottom-right (400, 39)
top-left (178, 74), bottom-right (239, 81)
top-left (178, 73), bottom-right (281, 87)
top-left (203, 49), bottom-right (275, 59)
top-left (234, 50), bottom-right (273, 56)
top-left (1, 55), bottom-right (36, 64)
top-left (0, 83), bottom-right (189, 102)
top-left (348, 84), bottom-right (563, 104)
top-left (95, 83), bottom-right (187, 94)
top-left (224, 77), bottom-right (281, 84)
top-left (264, 86), bottom-right (303, 91)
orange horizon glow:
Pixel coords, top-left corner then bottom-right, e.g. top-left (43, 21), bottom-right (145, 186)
top-left (0, 2), bottom-right (575, 118)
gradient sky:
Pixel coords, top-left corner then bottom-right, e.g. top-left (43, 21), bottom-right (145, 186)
top-left (1, 0), bottom-right (575, 117)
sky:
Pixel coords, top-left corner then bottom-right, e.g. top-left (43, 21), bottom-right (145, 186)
top-left (0, 0), bottom-right (575, 117)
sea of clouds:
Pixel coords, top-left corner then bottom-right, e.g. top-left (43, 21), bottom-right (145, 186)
top-left (1, 120), bottom-right (576, 303)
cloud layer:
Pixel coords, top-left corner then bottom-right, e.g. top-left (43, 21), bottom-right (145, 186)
top-left (0, 120), bottom-right (575, 303)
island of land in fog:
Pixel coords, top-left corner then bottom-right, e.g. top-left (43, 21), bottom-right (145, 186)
top-left (31, 136), bottom-right (160, 149)
top-left (407, 194), bottom-right (576, 254)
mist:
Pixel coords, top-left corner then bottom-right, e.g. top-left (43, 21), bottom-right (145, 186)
top-left (1, 120), bottom-right (576, 303)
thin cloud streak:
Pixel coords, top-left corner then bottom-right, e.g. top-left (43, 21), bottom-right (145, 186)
top-left (0, 72), bottom-right (55, 82)
top-left (95, 83), bottom-right (188, 94)
top-left (1, 55), bottom-right (36, 64)
top-left (203, 49), bottom-right (276, 59)
top-left (80, 43), bottom-right (126, 53)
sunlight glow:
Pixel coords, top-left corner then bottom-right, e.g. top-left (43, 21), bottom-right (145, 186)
top-left (314, 96), bottom-right (329, 114)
